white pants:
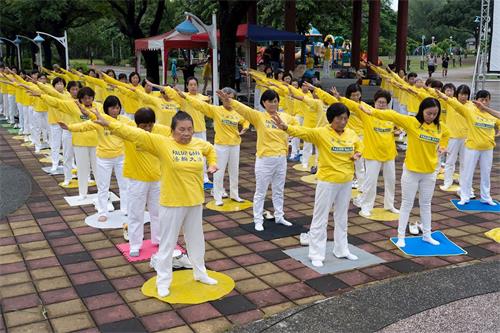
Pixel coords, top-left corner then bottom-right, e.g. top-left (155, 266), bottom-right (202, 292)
top-left (27, 106), bottom-right (35, 136)
top-left (1, 94), bottom-right (7, 118)
top-left (213, 144), bottom-right (240, 202)
top-left (96, 155), bottom-right (127, 216)
top-left (398, 166), bottom-right (437, 238)
top-left (128, 179), bottom-right (160, 252)
top-left (444, 138), bottom-right (465, 188)
top-left (40, 112), bottom-right (49, 143)
top-left (323, 59), bottom-right (331, 75)
top-left (354, 157), bottom-right (365, 189)
top-left (0, 92), bottom-right (3, 116)
top-left (309, 180), bottom-right (352, 261)
top-left (50, 124), bottom-right (63, 169)
top-left (156, 205), bottom-right (208, 291)
top-left (17, 103), bottom-right (25, 133)
top-left (301, 142), bottom-right (314, 168)
top-left (360, 159), bottom-right (396, 212)
top-left (460, 148), bottom-right (493, 202)
top-left (62, 130), bottom-right (74, 182)
top-left (290, 116), bottom-right (304, 157)
top-left (73, 146), bottom-right (97, 197)
top-left (254, 156), bottom-right (287, 224)
top-left (193, 131), bottom-right (209, 183)
top-left (7, 95), bottom-right (17, 124)
top-left (31, 111), bottom-right (45, 150)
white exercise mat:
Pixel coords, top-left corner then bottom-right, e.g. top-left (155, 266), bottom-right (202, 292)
top-left (64, 192), bottom-right (120, 207)
top-left (85, 211), bottom-right (151, 229)
top-left (42, 166), bottom-right (64, 175)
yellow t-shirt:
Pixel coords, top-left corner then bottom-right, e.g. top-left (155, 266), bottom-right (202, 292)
top-left (341, 97), bottom-right (397, 162)
top-left (108, 121), bottom-right (216, 207)
top-left (231, 100), bottom-right (298, 157)
top-left (166, 88), bottom-right (210, 133)
top-left (287, 125), bottom-right (363, 183)
top-left (116, 118), bottom-right (171, 182)
top-left (302, 96), bottom-right (325, 128)
top-left (36, 83), bottom-right (73, 124)
top-left (186, 95), bottom-right (249, 145)
top-left (68, 115), bottom-right (128, 158)
top-left (372, 109), bottom-right (449, 173)
top-left (447, 98), bottom-right (500, 150)
top-left (135, 91), bottom-right (179, 127)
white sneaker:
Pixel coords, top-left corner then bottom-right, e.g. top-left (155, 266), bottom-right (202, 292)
top-left (311, 260), bottom-right (323, 267)
top-left (480, 199), bottom-right (497, 206)
top-left (172, 253), bottom-right (193, 269)
top-left (409, 223), bottom-right (420, 235)
top-left (360, 210), bottom-right (371, 218)
top-left (50, 166), bottom-right (58, 173)
top-left (388, 207), bottom-right (400, 214)
top-left (107, 201), bottom-right (115, 212)
top-left (352, 196), bottom-right (362, 208)
top-left (215, 200), bottom-right (224, 206)
top-left (129, 249), bottom-right (140, 257)
top-left (299, 232), bottom-right (309, 246)
top-left (255, 223), bottom-right (264, 231)
top-left (422, 236), bottom-right (440, 245)
top-left (263, 210), bottom-right (274, 219)
top-left (276, 218), bottom-right (292, 226)
top-left (457, 199), bottom-right (469, 205)
top-left (222, 191), bottom-right (229, 198)
top-left (352, 179), bottom-right (359, 189)
top-left (335, 253), bottom-right (358, 260)
top-left (395, 238), bottom-right (406, 247)
top-left (231, 197), bottom-right (244, 203)
top-left (157, 286), bottom-right (170, 298)
top-left (196, 275), bottom-right (218, 285)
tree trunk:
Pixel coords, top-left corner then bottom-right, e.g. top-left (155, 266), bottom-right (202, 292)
top-left (143, 50), bottom-right (160, 83)
top-left (42, 41), bottom-right (53, 68)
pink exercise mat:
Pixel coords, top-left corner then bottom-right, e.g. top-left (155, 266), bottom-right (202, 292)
top-left (116, 240), bottom-right (186, 262)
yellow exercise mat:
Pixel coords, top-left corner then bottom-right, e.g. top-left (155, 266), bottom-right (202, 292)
top-left (439, 184), bottom-right (460, 192)
top-left (142, 270), bottom-right (235, 304)
top-left (359, 207), bottom-right (399, 221)
top-left (352, 189), bottom-right (360, 197)
top-left (12, 135), bottom-right (25, 140)
top-left (39, 157), bottom-right (52, 163)
top-left (38, 148), bottom-right (51, 155)
top-left (59, 179), bottom-right (96, 188)
top-left (301, 174), bottom-right (317, 184)
top-left (484, 228), bottom-right (500, 243)
top-left (437, 173), bottom-right (459, 181)
top-left (72, 168), bottom-right (77, 175)
top-left (293, 164), bottom-right (309, 172)
top-left (206, 198), bottom-right (252, 212)
top-left (21, 142), bottom-right (34, 147)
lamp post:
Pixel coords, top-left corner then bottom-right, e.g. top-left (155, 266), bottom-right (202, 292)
top-left (420, 35), bottom-right (425, 70)
top-left (0, 37), bottom-right (22, 69)
top-left (17, 34), bottom-right (44, 69)
top-left (176, 12), bottom-right (219, 105)
top-left (35, 30), bottom-right (69, 69)
top-left (449, 36), bottom-right (453, 55)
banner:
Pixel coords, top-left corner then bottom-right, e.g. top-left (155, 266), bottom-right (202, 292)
top-left (489, 0), bottom-right (500, 72)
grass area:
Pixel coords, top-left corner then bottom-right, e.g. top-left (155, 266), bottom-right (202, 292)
top-left (379, 55), bottom-right (474, 73)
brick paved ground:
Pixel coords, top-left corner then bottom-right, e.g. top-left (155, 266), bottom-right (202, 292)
top-left (1, 123), bottom-right (499, 333)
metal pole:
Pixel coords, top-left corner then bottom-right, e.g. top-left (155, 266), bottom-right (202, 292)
top-left (64, 30), bottom-right (69, 69)
top-left (211, 12), bottom-right (219, 105)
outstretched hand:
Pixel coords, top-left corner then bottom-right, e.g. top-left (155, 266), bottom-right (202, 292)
top-left (173, 86), bottom-right (186, 99)
top-left (351, 152), bottom-right (362, 161)
top-left (91, 109), bottom-right (109, 127)
top-left (472, 100), bottom-right (485, 110)
top-left (330, 86), bottom-right (340, 99)
top-left (57, 121), bottom-right (69, 130)
top-left (271, 113), bottom-right (287, 130)
top-left (358, 103), bottom-right (373, 115)
top-left (216, 90), bottom-right (232, 108)
top-left (207, 165), bottom-right (218, 174)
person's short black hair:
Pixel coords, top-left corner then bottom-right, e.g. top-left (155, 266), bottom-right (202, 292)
top-left (106, 69), bottom-right (116, 78)
top-left (118, 73), bottom-right (127, 81)
top-left (128, 71), bottom-right (140, 82)
top-left (77, 86), bottom-right (95, 101)
top-left (103, 95), bottom-right (122, 115)
top-left (416, 97), bottom-right (441, 128)
top-left (326, 103), bottom-right (350, 123)
top-left (283, 73), bottom-right (293, 81)
top-left (87, 68), bottom-right (96, 75)
top-left (345, 83), bottom-right (362, 99)
top-left (260, 89), bottom-right (280, 108)
top-left (429, 80), bottom-right (443, 89)
top-left (186, 76), bottom-right (198, 85)
top-left (52, 77), bottom-right (66, 87)
top-left (455, 84), bottom-right (470, 99)
top-left (66, 80), bottom-right (82, 92)
top-left (374, 89), bottom-right (392, 104)
top-left (134, 107), bottom-right (156, 125)
top-left (407, 72), bottom-right (418, 79)
top-left (171, 111), bottom-right (193, 130)
top-left (442, 83), bottom-right (456, 93)
top-left (475, 89), bottom-right (491, 100)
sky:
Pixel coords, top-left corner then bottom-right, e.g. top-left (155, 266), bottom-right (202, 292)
top-left (390, 0), bottom-right (398, 11)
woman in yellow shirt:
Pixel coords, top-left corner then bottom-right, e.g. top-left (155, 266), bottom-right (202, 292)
top-left (217, 89), bottom-right (298, 231)
top-left (359, 97), bottom-right (449, 248)
top-left (437, 89), bottom-right (500, 206)
top-left (272, 103), bottom-right (363, 267)
top-left (59, 96), bottom-right (128, 222)
top-left (339, 89), bottom-right (399, 217)
top-left (92, 110), bottom-right (218, 298)
top-left (173, 87), bottom-right (249, 206)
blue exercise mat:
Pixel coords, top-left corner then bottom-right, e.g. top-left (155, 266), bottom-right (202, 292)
top-left (204, 182), bottom-right (214, 190)
top-left (451, 199), bottom-right (500, 213)
top-left (390, 231), bottom-right (467, 256)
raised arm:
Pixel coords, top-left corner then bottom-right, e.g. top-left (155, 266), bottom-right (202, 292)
top-left (217, 90), bottom-right (261, 125)
top-left (473, 100), bottom-right (500, 119)
top-left (67, 121), bottom-right (99, 132)
top-left (360, 104), bottom-right (411, 130)
top-left (270, 113), bottom-right (319, 144)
